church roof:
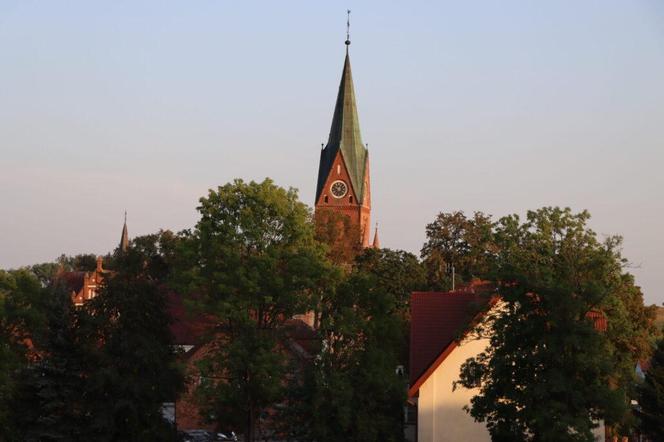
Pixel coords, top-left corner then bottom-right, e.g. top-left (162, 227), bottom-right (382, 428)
top-left (316, 51), bottom-right (368, 204)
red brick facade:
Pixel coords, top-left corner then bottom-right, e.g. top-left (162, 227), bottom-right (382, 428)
top-left (315, 148), bottom-right (371, 248)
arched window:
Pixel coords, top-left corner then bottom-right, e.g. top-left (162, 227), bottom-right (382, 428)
top-left (349, 196), bottom-right (353, 203)
top-left (324, 195), bottom-right (329, 203)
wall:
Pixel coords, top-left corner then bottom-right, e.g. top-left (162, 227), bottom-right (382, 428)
top-left (417, 336), bottom-right (491, 442)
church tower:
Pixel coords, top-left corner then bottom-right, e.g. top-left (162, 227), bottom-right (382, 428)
top-left (314, 23), bottom-right (371, 248)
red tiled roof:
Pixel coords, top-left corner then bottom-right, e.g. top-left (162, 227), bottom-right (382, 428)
top-left (166, 291), bottom-right (218, 346)
top-left (57, 271), bottom-right (86, 293)
top-left (409, 290), bottom-right (491, 397)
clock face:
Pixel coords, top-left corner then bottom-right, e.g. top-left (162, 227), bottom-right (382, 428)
top-left (330, 180), bottom-right (348, 198)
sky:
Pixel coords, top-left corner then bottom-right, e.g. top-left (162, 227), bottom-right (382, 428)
top-left (0, 1), bottom-right (662, 305)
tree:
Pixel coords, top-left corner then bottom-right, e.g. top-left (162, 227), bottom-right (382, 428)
top-left (636, 337), bottom-right (664, 441)
top-left (458, 207), bottom-right (636, 442)
top-left (288, 248), bottom-right (424, 442)
top-left (353, 248), bottom-right (426, 370)
top-left (81, 249), bottom-right (183, 441)
top-left (0, 269), bottom-right (48, 439)
top-left (56, 253), bottom-right (99, 272)
top-left (10, 285), bottom-right (88, 441)
top-left (123, 229), bottom-right (184, 282)
top-left (421, 211), bottom-right (495, 290)
top-left (300, 268), bottom-right (407, 442)
top-left (180, 178), bottom-right (330, 441)
top-left (354, 248), bottom-right (426, 316)
top-left (314, 210), bottom-right (363, 265)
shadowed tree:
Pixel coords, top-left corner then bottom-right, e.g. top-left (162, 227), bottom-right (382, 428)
top-left (80, 249), bottom-right (182, 441)
top-left (10, 285), bottom-right (88, 441)
top-left (636, 337), bottom-right (664, 440)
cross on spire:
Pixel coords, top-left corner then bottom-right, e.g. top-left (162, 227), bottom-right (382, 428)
top-left (345, 9), bottom-right (351, 49)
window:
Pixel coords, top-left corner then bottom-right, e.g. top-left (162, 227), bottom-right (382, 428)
top-left (337, 164), bottom-right (341, 174)
top-left (324, 195), bottom-right (328, 203)
top-left (349, 196), bottom-right (353, 203)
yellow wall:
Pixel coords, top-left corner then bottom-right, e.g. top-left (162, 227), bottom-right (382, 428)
top-left (416, 334), bottom-right (606, 442)
top-left (417, 336), bottom-right (491, 442)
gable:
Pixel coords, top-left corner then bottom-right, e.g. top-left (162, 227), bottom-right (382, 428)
top-left (409, 290), bottom-right (493, 397)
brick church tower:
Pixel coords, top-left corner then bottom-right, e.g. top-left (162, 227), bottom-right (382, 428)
top-left (315, 35), bottom-right (372, 249)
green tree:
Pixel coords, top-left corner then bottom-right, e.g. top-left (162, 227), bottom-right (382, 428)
top-left (124, 229), bottom-right (184, 282)
top-left (300, 267), bottom-right (407, 442)
top-left (314, 209), bottom-right (363, 265)
top-left (458, 207), bottom-right (632, 442)
top-left (421, 211), bottom-right (495, 290)
top-left (287, 248), bottom-right (423, 442)
top-left (56, 253), bottom-right (99, 272)
top-left (180, 178), bottom-right (329, 441)
top-left (10, 286), bottom-right (88, 441)
top-left (636, 337), bottom-right (664, 440)
top-left (354, 248), bottom-right (426, 316)
top-left (81, 250), bottom-right (182, 441)
top-left (0, 269), bottom-right (48, 438)
top-left (353, 247), bottom-right (426, 371)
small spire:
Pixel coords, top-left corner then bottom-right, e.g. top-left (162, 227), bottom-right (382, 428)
top-left (345, 10), bottom-right (351, 50)
top-left (120, 211), bottom-right (129, 253)
top-left (372, 223), bottom-right (381, 249)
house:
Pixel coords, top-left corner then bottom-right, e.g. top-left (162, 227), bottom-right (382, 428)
top-left (59, 256), bottom-right (108, 306)
top-left (408, 289), bottom-right (608, 442)
top-left (167, 290), bottom-right (320, 434)
top-left (408, 289), bottom-right (494, 442)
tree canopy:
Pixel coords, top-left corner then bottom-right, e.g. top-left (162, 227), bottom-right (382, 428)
top-left (457, 207), bottom-right (656, 441)
top-left (178, 178), bottom-right (332, 441)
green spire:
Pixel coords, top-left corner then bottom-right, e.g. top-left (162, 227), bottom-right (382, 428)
top-left (316, 51), bottom-right (369, 203)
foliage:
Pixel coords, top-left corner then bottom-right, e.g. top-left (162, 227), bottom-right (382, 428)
top-left (10, 286), bottom-right (88, 441)
top-left (180, 178), bottom-right (330, 441)
top-left (314, 209), bottom-right (363, 265)
top-left (636, 337), bottom-right (664, 440)
top-left (354, 248), bottom-right (426, 315)
top-left (56, 253), bottom-right (99, 273)
top-left (421, 211), bottom-right (495, 290)
top-left (28, 253), bottom-right (104, 287)
top-left (289, 248), bottom-right (422, 442)
top-left (125, 229), bottom-right (183, 282)
top-left (0, 269), bottom-right (48, 438)
top-left (458, 207), bottom-right (633, 442)
top-left (353, 247), bottom-right (426, 370)
top-left (80, 250), bottom-right (183, 441)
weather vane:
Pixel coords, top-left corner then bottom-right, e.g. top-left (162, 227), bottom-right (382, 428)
top-left (345, 9), bottom-right (351, 47)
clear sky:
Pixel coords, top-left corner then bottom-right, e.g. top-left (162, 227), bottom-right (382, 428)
top-left (1, 1), bottom-right (662, 304)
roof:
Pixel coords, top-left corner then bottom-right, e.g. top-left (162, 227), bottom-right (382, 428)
top-left (316, 51), bottom-right (368, 204)
top-left (408, 288), bottom-right (608, 398)
top-left (120, 218), bottom-right (129, 252)
top-left (166, 291), bottom-right (218, 346)
top-left (409, 290), bottom-right (492, 398)
top-left (57, 271), bottom-right (86, 294)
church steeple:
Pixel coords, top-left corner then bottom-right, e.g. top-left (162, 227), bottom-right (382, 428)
top-left (316, 51), bottom-right (368, 204)
top-left (314, 14), bottom-right (372, 249)
top-left (120, 211), bottom-right (129, 253)
top-left (315, 51), bottom-right (368, 204)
